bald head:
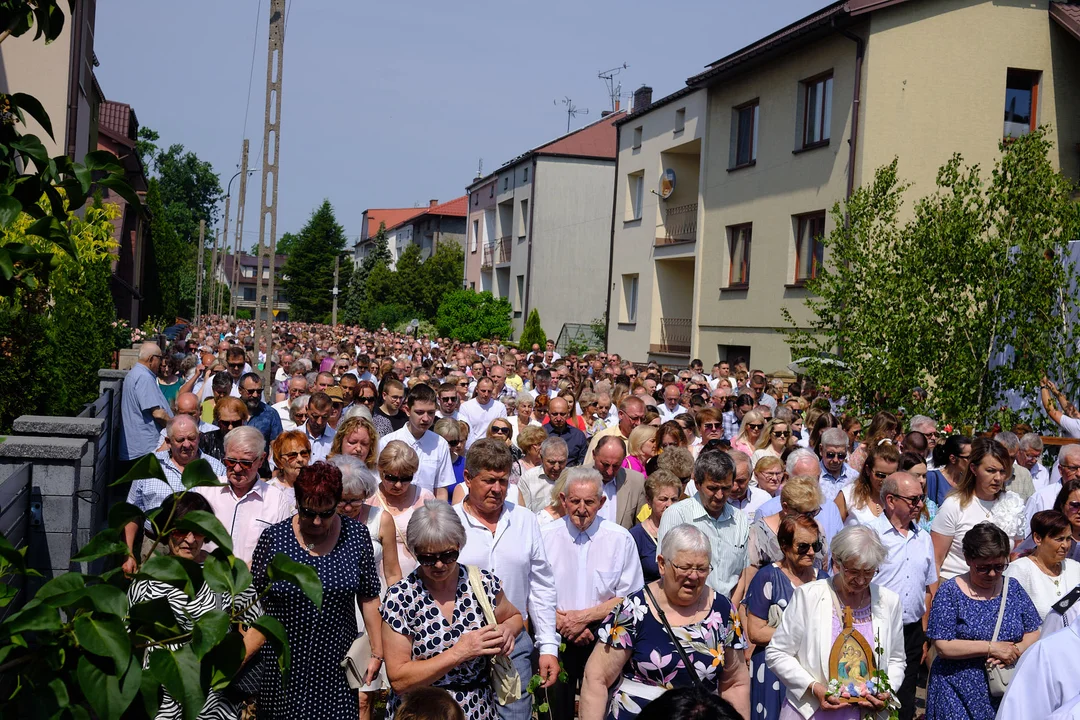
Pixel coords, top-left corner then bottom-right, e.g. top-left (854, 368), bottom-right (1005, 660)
top-left (166, 414), bottom-right (200, 466)
top-left (548, 397), bottom-right (569, 430)
top-left (175, 392), bottom-right (200, 419)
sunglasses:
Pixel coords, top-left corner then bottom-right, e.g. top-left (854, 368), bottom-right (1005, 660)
top-left (1066, 500), bottom-right (1080, 512)
top-left (795, 540), bottom-right (823, 556)
top-left (872, 470), bottom-right (890, 480)
top-left (971, 562), bottom-right (1009, 575)
top-left (772, 431), bottom-right (791, 438)
top-left (282, 450), bottom-right (311, 461)
top-left (490, 426), bottom-right (511, 436)
top-left (383, 473), bottom-right (414, 485)
top-left (889, 492), bottom-right (925, 506)
top-left (824, 451), bottom-right (847, 460)
top-left (416, 549), bottom-right (460, 567)
top-left (297, 506), bottom-right (336, 520)
top-left (223, 457), bottom-right (257, 470)
top-left (747, 423), bottom-right (764, 431)
top-left (217, 419), bottom-right (243, 429)
top-left (358, 395), bottom-right (377, 404)
top-left (702, 422), bottom-right (722, 430)
top-left (439, 396), bottom-right (458, 403)
top-left (227, 362), bottom-right (245, 369)
top-left (446, 439), bottom-right (461, 448)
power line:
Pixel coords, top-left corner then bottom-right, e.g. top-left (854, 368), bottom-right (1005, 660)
top-left (240, 0), bottom-right (262, 155)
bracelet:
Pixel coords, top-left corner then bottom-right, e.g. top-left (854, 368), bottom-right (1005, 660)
top-left (371, 653), bottom-right (384, 662)
top-left (987, 641), bottom-right (992, 657)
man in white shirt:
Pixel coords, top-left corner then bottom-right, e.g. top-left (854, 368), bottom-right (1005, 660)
top-left (1026, 444), bottom-right (1080, 525)
top-left (997, 621), bottom-right (1080, 720)
top-left (458, 377), bottom-right (507, 449)
top-left (725, 450), bottom-right (770, 519)
top-left (454, 439), bottom-right (560, 720)
top-left (379, 383), bottom-right (456, 501)
top-left (541, 466), bottom-right (642, 720)
top-left (272, 376), bottom-right (308, 431)
top-left (303, 392), bottom-right (336, 462)
top-left (658, 383), bottom-right (689, 423)
top-left (1018, 432), bottom-right (1052, 491)
top-left (519, 436), bottom-right (568, 513)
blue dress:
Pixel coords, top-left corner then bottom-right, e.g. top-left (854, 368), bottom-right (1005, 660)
top-left (926, 577), bottom-right (1041, 719)
top-left (596, 587), bottom-right (745, 720)
top-left (926, 470), bottom-right (952, 507)
top-left (628, 524), bottom-right (660, 583)
top-left (445, 455), bottom-right (466, 503)
top-left (744, 564), bottom-right (828, 720)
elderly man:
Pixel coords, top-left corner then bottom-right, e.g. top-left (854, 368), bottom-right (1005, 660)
top-left (584, 395), bottom-right (645, 465)
top-left (520, 436), bottom-right (569, 513)
top-left (725, 449), bottom-right (770, 519)
top-left (122, 414), bottom-right (226, 573)
top-left (378, 383), bottom-right (455, 501)
top-left (543, 397), bottom-right (587, 467)
top-left (658, 383), bottom-right (689, 423)
top-left (541, 466), bottom-right (642, 720)
top-left (909, 415), bottom-right (938, 468)
top-left (459, 377), bottom-right (507, 449)
top-left (819, 427), bottom-right (860, 502)
top-left (995, 431), bottom-right (1036, 500)
top-left (273, 375), bottom-right (308, 431)
top-left (489, 363), bottom-right (516, 401)
top-left (304, 391), bottom-right (336, 462)
top-left (1018, 432), bottom-right (1051, 491)
top-left (119, 342), bottom-right (173, 472)
top-left (871, 472), bottom-right (938, 720)
top-left (454, 440), bottom-right (560, 720)
top-left (156, 392), bottom-right (216, 450)
top-left (194, 426), bottom-right (294, 565)
top-left (239, 372), bottom-right (283, 450)
top-left (590, 435), bottom-right (647, 530)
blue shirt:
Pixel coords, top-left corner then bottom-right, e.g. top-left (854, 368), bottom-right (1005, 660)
top-left (629, 523), bottom-right (659, 583)
top-left (819, 461), bottom-right (859, 502)
top-left (120, 363), bottom-right (173, 460)
top-left (869, 513), bottom-right (938, 623)
top-left (755, 494), bottom-right (844, 552)
top-left (542, 422), bottom-right (588, 466)
top-left (926, 469), bottom-right (952, 506)
top-left (246, 401), bottom-right (283, 448)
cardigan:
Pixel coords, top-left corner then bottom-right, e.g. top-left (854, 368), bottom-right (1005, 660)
top-left (765, 579), bottom-right (906, 720)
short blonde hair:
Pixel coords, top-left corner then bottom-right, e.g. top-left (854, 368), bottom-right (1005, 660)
top-left (780, 476), bottom-right (824, 514)
top-left (627, 424), bottom-right (656, 457)
top-left (378, 439), bottom-right (419, 476)
top-left (517, 425), bottom-right (547, 456)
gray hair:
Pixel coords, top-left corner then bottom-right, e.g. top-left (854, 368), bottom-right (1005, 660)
top-left (406, 499), bottom-right (467, 555)
top-left (909, 415), bottom-right (936, 433)
top-left (1019, 433), bottom-right (1044, 452)
top-left (774, 407), bottom-right (794, 424)
top-left (330, 454), bottom-right (378, 501)
top-left (694, 450), bottom-right (735, 486)
top-left (659, 523), bottom-right (711, 563)
top-left (831, 525), bottom-right (887, 571)
top-left (1060, 443), bottom-right (1080, 464)
top-left (223, 425), bottom-right (265, 456)
top-left (786, 448), bottom-right (820, 475)
top-left (820, 428), bottom-right (850, 449)
top-left (880, 471), bottom-right (917, 505)
top-left (138, 342), bottom-right (161, 361)
top-left (562, 466), bottom-right (603, 498)
top-left (289, 394), bottom-right (310, 424)
top-left (725, 448), bottom-right (751, 472)
top-left (540, 436), bottom-right (569, 459)
top-left (993, 431), bottom-right (1019, 453)
top-left (343, 402), bottom-right (372, 422)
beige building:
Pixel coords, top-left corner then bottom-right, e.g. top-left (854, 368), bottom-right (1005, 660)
top-left (606, 0), bottom-right (1080, 370)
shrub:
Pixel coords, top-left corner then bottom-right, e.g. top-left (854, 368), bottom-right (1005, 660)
top-left (518, 308), bottom-right (546, 350)
top-left (435, 290), bottom-right (512, 343)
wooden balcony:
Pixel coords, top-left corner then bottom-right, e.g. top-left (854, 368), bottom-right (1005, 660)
top-left (656, 203), bottom-right (698, 245)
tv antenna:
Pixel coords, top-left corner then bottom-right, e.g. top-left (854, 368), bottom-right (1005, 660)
top-left (555, 97), bottom-right (588, 133)
top-left (476, 158), bottom-right (483, 180)
top-left (598, 63), bottom-right (629, 113)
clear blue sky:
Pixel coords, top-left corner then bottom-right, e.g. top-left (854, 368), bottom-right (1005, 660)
top-left (95, 0), bottom-right (816, 251)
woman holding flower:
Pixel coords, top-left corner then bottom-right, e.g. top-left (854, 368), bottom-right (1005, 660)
top-left (579, 524), bottom-right (749, 720)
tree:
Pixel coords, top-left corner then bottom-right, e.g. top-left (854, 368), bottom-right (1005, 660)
top-left (344, 223), bottom-right (390, 326)
top-left (783, 129), bottom-right (1080, 429)
top-left (275, 231), bottom-right (301, 257)
top-left (151, 141), bottom-right (223, 246)
top-left (518, 309), bottom-right (547, 350)
top-left (281, 200), bottom-right (348, 322)
top-left (418, 242), bottom-right (465, 320)
top-left (144, 179), bottom-right (183, 320)
top-left (436, 290), bottom-right (512, 343)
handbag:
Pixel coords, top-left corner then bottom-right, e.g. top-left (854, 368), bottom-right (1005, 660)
top-left (465, 565), bottom-right (523, 705)
top-left (641, 582), bottom-right (705, 690)
top-left (985, 582), bottom-right (1017, 698)
top-left (341, 632), bottom-right (381, 690)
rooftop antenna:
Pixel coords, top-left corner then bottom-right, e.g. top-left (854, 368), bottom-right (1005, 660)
top-left (598, 63), bottom-right (629, 112)
top-left (476, 158), bottom-right (483, 180)
top-left (556, 97), bottom-right (589, 133)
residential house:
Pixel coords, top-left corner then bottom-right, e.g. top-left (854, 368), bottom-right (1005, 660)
top-left (464, 111), bottom-right (625, 339)
top-left (220, 253), bottom-right (290, 322)
top-left (353, 208), bottom-right (425, 267)
top-left (605, 0), bottom-right (1080, 370)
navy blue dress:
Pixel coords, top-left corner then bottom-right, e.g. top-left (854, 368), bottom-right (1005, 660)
top-left (629, 524), bottom-right (660, 583)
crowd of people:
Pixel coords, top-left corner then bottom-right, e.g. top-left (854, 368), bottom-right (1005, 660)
top-left (115, 319), bottom-right (1080, 720)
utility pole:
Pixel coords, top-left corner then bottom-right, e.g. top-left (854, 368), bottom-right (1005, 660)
top-left (331, 254), bottom-right (339, 326)
top-left (209, 227), bottom-right (221, 317)
top-left (194, 219), bottom-right (205, 320)
top-left (256, 0), bottom-right (285, 396)
top-left (228, 140), bottom-right (250, 320)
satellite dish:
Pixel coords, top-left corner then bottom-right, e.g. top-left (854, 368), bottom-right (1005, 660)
top-left (659, 168), bottom-right (676, 199)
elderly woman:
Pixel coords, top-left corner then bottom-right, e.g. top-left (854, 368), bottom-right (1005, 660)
top-left (931, 437), bottom-right (1026, 580)
top-left (432, 418), bottom-right (466, 502)
top-left (1005, 510), bottom-right (1080, 619)
top-left (516, 424), bottom-right (547, 475)
top-left (200, 396), bottom-right (249, 462)
top-left (765, 525), bottom-right (905, 719)
top-left (925, 523), bottom-right (1041, 719)
top-left (509, 395), bottom-right (540, 446)
top-left (252, 462), bottom-right (384, 719)
top-left (754, 455), bottom-right (785, 497)
top-left (330, 415), bottom-right (380, 469)
top-left (836, 442), bottom-right (900, 526)
top-left (629, 470), bottom-right (683, 582)
top-left (289, 393), bottom-right (311, 431)
top-left (744, 514), bottom-right (828, 720)
top-left (752, 419), bottom-right (793, 471)
top-left (128, 492), bottom-right (262, 720)
top-left (368, 440), bottom-right (435, 577)
top-left (749, 476), bottom-right (828, 575)
top-left (580, 524), bottom-right (750, 720)
top-left (732, 410), bottom-right (766, 456)
top-left (269, 429), bottom-right (311, 488)
top-left (381, 500), bottom-right (523, 719)
top-left (624, 424), bottom-right (657, 477)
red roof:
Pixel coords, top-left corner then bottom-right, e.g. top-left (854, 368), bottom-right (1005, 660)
top-left (425, 195), bottom-right (467, 217)
top-left (363, 208), bottom-right (425, 239)
top-left (535, 111), bottom-right (624, 159)
top-left (1051, 2), bottom-right (1080, 41)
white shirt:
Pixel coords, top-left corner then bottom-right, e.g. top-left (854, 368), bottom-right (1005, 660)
top-left (727, 486), bottom-right (771, 521)
top-left (305, 424), bottom-right (335, 462)
top-left (540, 516), bottom-right (642, 612)
top-left (658, 403), bottom-right (689, 423)
top-left (997, 622), bottom-right (1080, 720)
top-left (870, 513), bottom-right (938, 623)
top-left (519, 465), bottom-right (557, 513)
top-left (931, 492), bottom-right (1025, 580)
top-left (1026, 482), bottom-right (1062, 528)
top-left (454, 502), bottom-right (559, 656)
top-left (1055, 413), bottom-right (1080, 439)
top-left (1029, 461), bottom-right (1052, 492)
top-left (528, 387), bottom-right (559, 401)
top-left (458, 397), bottom-right (508, 449)
top-left (379, 425), bottom-right (456, 495)
top-left (1005, 557), bottom-right (1080, 620)
top-left (598, 479), bottom-right (618, 524)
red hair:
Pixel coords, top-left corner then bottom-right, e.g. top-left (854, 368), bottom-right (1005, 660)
top-left (294, 461), bottom-right (342, 508)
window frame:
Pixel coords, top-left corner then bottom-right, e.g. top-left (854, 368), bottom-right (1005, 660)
top-left (727, 223), bottom-right (752, 288)
top-left (793, 211), bottom-right (827, 284)
top-left (1003, 68), bottom-right (1040, 139)
top-left (674, 108), bottom-right (686, 134)
top-left (626, 171), bottom-right (645, 222)
top-left (622, 274), bottom-right (639, 324)
top-left (731, 99), bottom-right (760, 170)
top-left (632, 126), bottom-right (643, 149)
top-left (801, 73), bottom-right (833, 149)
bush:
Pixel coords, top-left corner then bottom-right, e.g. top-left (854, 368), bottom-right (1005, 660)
top-left (518, 308), bottom-right (546, 350)
top-left (435, 290), bottom-right (512, 343)
top-left (394, 318), bottom-right (438, 338)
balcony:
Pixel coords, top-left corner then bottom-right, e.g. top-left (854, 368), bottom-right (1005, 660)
top-left (656, 203), bottom-right (698, 245)
top-left (481, 236), bottom-right (513, 270)
top-left (650, 317), bottom-right (692, 356)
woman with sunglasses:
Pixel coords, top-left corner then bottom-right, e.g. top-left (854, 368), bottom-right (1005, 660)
top-left (925, 435), bottom-right (972, 507)
top-left (270, 430), bottom-right (311, 488)
top-left (645, 421), bottom-right (688, 475)
top-left (433, 418), bottom-right (467, 504)
top-left (368, 440), bottom-right (434, 577)
top-left (748, 476), bottom-right (829, 581)
top-left (899, 450), bottom-right (939, 533)
top-left (354, 380), bottom-right (379, 413)
top-left (836, 441), bottom-right (900, 526)
top-left (330, 415), bottom-right (380, 470)
top-left (751, 419), bottom-right (793, 472)
top-left (486, 418), bottom-right (525, 484)
top-left (744, 514), bottom-right (828, 720)
top-left (732, 410), bottom-right (766, 457)
top-left (251, 461), bottom-right (385, 720)
top-left (925, 523), bottom-right (1041, 720)
top-left (199, 396), bottom-right (249, 463)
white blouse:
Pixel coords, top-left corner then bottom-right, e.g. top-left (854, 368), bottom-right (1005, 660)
top-left (1005, 556), bottom-right (1080, 619)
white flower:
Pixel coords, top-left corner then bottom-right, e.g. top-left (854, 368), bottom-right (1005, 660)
top-left (623, 594), bottom-right (648, 623)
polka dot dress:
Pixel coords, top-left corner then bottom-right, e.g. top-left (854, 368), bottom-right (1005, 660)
top-left (381, 565), bottom-right (501, 719)
top-left (251, 515), bottom-right (380, 719)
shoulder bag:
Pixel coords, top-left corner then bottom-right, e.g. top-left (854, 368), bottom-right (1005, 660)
top-left (986, 581), bottom-right (1016, 698)
top-left (641, 582), bottom-right (705, 690)
top-left (466, 565), bottom-right (523, 705)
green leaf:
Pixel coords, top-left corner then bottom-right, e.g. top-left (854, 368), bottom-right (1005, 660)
top-left (2, 603), bottom-right (62, 633)
top-left (190, 610), bottom-right (230, 660)
top-left (73, 613), bottom-right (131, 672)
top-left (71, 529), bottom-right (130, 562)
top-left (76, 654), bottom-right (140, 720)
top-left (82, 585), bottom-right (129, 618)
top-left (138, 658), bottom-right (162, 719)
top-left (202, 552), bottom-right (232, 596)
top-left (96, 174), bottom-right (144, 215)
top-left (202, 631), bottom-right (245, 691)
top-left (127, 596), bottom-right (182, 640)
top-left (148, 645), bottom-right (205, 720)
top-left (135, 554), bottom-right (193, 598)
top-left (252, 615), bottom-right (291, 676)
top-left (174, 510), bottom-right (231, 554)
top-left (0, 583), bottom-right (19, 608)
top-left (47, 676), bottom-right (70, 709)
top-left (10, 93), bottom-right (54, 140)
top-left (0, 196), bottom-right (22, 229)
top-left (82, 151), bottom-right (123, 173)
top-left (111, 453), bottom-right (165, 487)
top-left (11, 135), bottom-right (49, 170)
top-left (179, 458), bottom-right (224, 490)
top-left (538, 702), bottom-right (550, 713)
top-left (267, 553), bottom-right (322, 609)
top-left (0, 532), bottom-right (28, 574)
top-left (107, 502), bottom-right (144, 530)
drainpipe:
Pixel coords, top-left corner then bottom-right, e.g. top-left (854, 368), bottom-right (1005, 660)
top-left (835, 22), bottom-right (865, 203)
top-left (522, 157), bottom-right (539, 326)
top-left (462, 190), bottom-right (471, 289)
top-left (603, 124), bottom-right (622, 353)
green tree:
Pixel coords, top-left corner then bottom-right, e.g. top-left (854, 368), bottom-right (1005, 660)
top-left (146, 137), bottom-right (222, 246)
top-left (518, 309), bottom-right (546, 350)
top-left (344, 223), bottom-right (391, 326)
top-left (418, 242), bottom-right (465, 320)
top-left (436, 290), bottom-right (512, 343)
top-left (281, 200), bottom-right (348, 322)
top-left (783, 129), bottom-right (1080, 429)
top-left (275, 231), bottom-right (301, 257)
top-left (391, 244), bottom-right (424, 313)
top-left (144, 178), bottom-right (184, 319)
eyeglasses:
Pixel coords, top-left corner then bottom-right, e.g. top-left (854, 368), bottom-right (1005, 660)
top-left (223, 457), bottom-right (257, 470)
top-left (747, 423), bottom-right (764, 431)
top-left (446, 439), bottom-right (461, 448)
top-left (668, 561), bottom-right (712, 577)
top-left (282, 450), bottom-right (311, 461)
top-left (759, 471), bottom-right (784, 480)
top-left (382, 473), bottom-right (414, 485)
top-left (872, 470), bottom-right (890, 480)
top-left (490, 426), bottom-right (511, 436)
top-left (889, 492), bottom-right (925, 507)
top-left (416, 549), bottom-right (460, 567)
top-left (1066, 500), bottom-right (1080, 512)
top-left (1061, 464), bottom-right (1080, 473)
top-left (439, 396), bottom-right (457, 403)
top-left (795, 540), bottom-right (824, 556)
top-left (702, 422), bottom-right (722, 430)
top-left (297, 506), bottom-right (336, 520)
top-left (824, 451), bottom-right (847, 460)
top-left (840, 564), bottom-right (877, 580)
top-left (217, 419), bottom-right (242, 429)
top-left (337, 497), bottom-right (363, 508)
top-left (241, 387), bottom-right (263, 396)
top-left (971, 562), bottom-right (1009, 575)
top-left (772, 431), bottom-right (791, 438)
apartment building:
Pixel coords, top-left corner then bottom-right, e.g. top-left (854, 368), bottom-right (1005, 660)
top-left (386, 197), bottom-right (468, 263)
top-left (221, 253), bottom-right (290, 321)
top-left (606, 0), bottom-right (1080, 370)
top-left (353, 208), bottom-right (425, 267)
top-left (464, 111), bottom-right (625, 339)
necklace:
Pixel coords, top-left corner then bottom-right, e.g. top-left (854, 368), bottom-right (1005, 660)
top-left (1032, 556), bottom-right (1063, 590)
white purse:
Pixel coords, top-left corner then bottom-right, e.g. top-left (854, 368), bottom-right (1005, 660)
top-left (466, 565), bottom-right (523, 705)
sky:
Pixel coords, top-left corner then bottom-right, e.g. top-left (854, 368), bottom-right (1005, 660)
top-left (94, 0), bottom-right (817, 251)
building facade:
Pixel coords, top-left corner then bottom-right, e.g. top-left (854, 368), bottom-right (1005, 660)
top-left (221, 253), bottom-right (290, 322)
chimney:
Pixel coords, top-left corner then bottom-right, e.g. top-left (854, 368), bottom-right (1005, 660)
top-left (615, 98), bottom-right (621, 112)
top-left (633, 85), bottom-right (653, 111)
top-left (429, 199), bottom-right (438, 208)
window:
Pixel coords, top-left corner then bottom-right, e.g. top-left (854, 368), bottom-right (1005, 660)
top-left (243, 287), bottom-right (256, 301)
top-left (675, 108), bottom-right (686, 134)
top-left (1004, 69), bottom-right (1039, 138)
top-left (515, 275), bottom-right (525, 314)
top-left (523, 166), bottom-right (529, 183)
top-left (732, 101), bottom-right (759, 168)
top-left (621, 274), bottom-right (639, 323)
top-left (802, 74), bottom-right (833, 147)
top-left (519, 199), bottom-right (529, 237)
top-left (503, 176), bottom-right (509, 191)
top-left (794, 212), bottom-right (826, 282)
top-left (626, 171), bottom-right (644, 221)
top-left (473, 194), bottom-right (477, 206)
top-left (471, 219), bottom-right (479, 252)
top-left (241, 266), bottom-right (255, 278)
top-left (728, 224), bottom-right (752, 286)
top-left (633, 126), bottom-right (643, 149)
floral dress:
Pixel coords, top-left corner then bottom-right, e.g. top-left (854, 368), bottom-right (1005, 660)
top-left (596, 588), bottom-right (746, 720)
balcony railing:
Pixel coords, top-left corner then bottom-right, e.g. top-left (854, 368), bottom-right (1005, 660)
top-left (481, 237), bottom-right (513, 270)
top-left (649, 317), bottom-right (692, 356)
top-left (657, 203), bottom-right (698, 245)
